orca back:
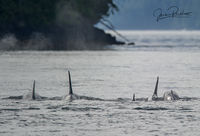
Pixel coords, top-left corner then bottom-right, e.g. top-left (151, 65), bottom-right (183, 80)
top-left (163, 90), bottom-right (179, 101)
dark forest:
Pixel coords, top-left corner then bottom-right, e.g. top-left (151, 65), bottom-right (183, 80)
top-left (0, 0), bottom-right (123, 50)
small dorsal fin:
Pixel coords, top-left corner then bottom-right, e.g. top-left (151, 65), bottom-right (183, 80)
top-left (153, 76), bottom-right (159, 97)
top-left (171, 90), bottom-right (175, 100)
top-left (68, 71), bottom-right (73, 95)
top-left (132, 93), bottom-right (135, 101)
top-left (32, 80), bottom-right (36, 100)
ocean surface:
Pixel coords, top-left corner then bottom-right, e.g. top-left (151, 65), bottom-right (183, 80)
top-left (0, 31), bottom-right (200, 136)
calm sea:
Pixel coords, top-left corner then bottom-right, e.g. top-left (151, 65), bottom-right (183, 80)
top-left (0, 31), bottom-right (200, 136)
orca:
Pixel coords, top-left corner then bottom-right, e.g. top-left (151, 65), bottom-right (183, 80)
top-left (132, 93), bottom-right (135, 101)
top-left (32, 80), bottom-right (36, 100)
top-left (23, 80), bottom-right (47, 100)
top-left (64, 71), bottom-right (103, 101)
top-left (152, 77), bottom-right (163, 101)
top-left (3, 80), bottom-right (46, 100)
top-left (68, 71), bottom-right (73, 95)
top-left (152, 77), bottom-right (179, 101)
top-left (3, 71), bottom-right (103, 101)
top-left (64, 71), bottom-right (80, 101)
top-left (163, 90), bottom-right (179, 101)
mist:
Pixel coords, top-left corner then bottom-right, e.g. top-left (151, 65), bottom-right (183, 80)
top-left (0, 33), bottom-right (53, 50)
top-left (0, 0), bottom-right (120, 50)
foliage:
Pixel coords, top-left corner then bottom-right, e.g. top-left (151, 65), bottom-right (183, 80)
top-left (0, 0), bottom-right (118, 39)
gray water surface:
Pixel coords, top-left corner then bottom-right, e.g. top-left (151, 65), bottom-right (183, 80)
top-left (1, 31), bottom-right (200, 136)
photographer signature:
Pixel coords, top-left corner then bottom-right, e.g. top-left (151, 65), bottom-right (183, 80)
top-left (153, 6), bottom-right (192, 22)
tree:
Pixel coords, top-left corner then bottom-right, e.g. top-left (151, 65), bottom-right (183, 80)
top-left (0, 0), bottom-right (119, 50)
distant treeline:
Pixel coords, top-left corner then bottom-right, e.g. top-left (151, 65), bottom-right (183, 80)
top-left (0, 0), bottom-right (122, 50)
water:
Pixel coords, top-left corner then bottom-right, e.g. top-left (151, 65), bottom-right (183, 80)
top-left (107, 30), bottom-right (200, 51)
top-left (1, 31), bottom-right (200, 136)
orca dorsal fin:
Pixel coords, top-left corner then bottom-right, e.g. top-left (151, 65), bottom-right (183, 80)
top-left (171, 90), bottom-right (175, 100)
top-left (68, 71), bottom-right (73, 95)
top-left (132, 93), bottom-right (135, 101)
top-left (32, 80), bottom-right (36, 100)
top-left (153, 76), bottom-right (159, 97)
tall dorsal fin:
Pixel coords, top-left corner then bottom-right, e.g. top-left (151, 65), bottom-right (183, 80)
top-left (153, 76), bottom-right (159, 97)
top-left (132, 93), bottom-right (135, 101)
top-left (32, 80), bottom-right (36, 100)
top-left (68, 71), bottom-right (73, 95)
